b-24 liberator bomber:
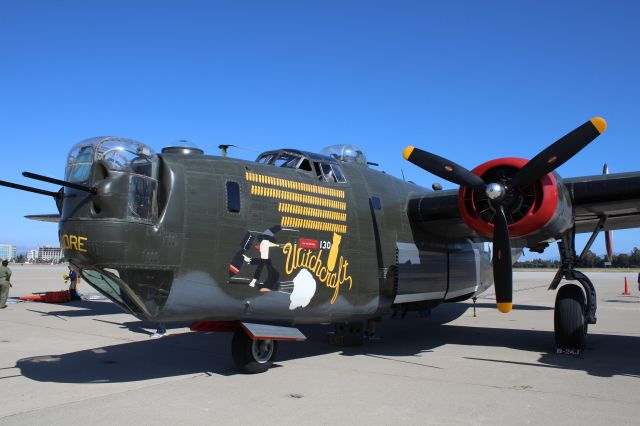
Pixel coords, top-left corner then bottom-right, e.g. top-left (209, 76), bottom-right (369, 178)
top-left (2, 117), bottom-right (640, 373)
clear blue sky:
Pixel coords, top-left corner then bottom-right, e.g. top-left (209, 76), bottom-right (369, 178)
top-left (1, 0), bottom-right (639, 259)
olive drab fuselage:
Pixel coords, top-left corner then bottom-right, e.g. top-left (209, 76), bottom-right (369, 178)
top-left (59, 139), bottom-right (493, 324)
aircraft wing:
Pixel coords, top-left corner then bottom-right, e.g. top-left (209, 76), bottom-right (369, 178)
top-left (408, 171), bottom-right (640, 241)
top-left (24, 214), bottom-right (60, 223)
top-left (566, 172), bottom-right (640, 233)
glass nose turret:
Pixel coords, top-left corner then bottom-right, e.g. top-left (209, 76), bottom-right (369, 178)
top-left (64, 137), bottom-right (160, 223)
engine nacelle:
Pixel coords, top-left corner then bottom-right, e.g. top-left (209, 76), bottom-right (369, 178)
top-left (458, 158), bottom-right (573, 247)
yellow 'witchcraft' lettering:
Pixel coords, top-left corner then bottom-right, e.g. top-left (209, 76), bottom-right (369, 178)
top-left (282, 242), bottom-right (352, 304)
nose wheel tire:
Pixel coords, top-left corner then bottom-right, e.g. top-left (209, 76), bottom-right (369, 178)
top-left (554, 284), bottom-right (587, 350)
top-left (231, 329), bottom-right (277, 374)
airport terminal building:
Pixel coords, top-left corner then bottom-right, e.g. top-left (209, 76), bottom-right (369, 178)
top-left (0, 243), bottom-right (16, 261)
top-left (36, 246), bottom-right (63, 263)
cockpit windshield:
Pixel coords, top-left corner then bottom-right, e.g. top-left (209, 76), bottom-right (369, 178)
top-left (66, 137), bottom-right (158, 183)
top-left (273, 153), bottom-right (303, 168)
top-left (256, 151), bottom-right (312, 171)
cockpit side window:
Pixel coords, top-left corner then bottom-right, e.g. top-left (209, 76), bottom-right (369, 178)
top-left (316, 162), bottom-right (347, 183)
top-left (298, 159), bottom-right (312, 172)
top-left (321, 163), bottom-right (336, 182)
top-left (331, 164), bottom-right (346, 183)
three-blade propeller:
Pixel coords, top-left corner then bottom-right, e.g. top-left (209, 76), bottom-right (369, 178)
top-left (403, 118), bottom-right (607, 312)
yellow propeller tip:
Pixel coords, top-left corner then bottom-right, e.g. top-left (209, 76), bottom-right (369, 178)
top-left (403, 146), bottom-right (415, 160)
top-left (496, 302), bottom-right (512, 313)
top-left (591, 117), bottom-right (607, 134)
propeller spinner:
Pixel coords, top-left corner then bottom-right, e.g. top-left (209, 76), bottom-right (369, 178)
top-left (403, 117), bottom-right (607, 313)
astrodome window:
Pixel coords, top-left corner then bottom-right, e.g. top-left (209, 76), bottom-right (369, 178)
top-left (320, 144), bottom-right (367, 166)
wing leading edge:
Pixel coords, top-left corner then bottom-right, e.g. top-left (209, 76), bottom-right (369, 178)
top-left (565, 172), bottom-right (640, 233)
top-left (24, 214), bottom-right (61, 223)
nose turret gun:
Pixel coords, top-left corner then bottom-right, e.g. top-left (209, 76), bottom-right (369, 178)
top-left (22, 171), bottom-right (96, 194)
top-left (0, 178), bottom-right (62, 199)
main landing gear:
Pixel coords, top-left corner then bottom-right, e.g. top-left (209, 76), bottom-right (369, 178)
top-left (190, 321), bottom-right (306, 374)
top-left (554, 284), bottom-right (587, 350)
top-left (232, 330), bottom-right (277, 374)
top-left (549, 218), bottom-right (605, 352)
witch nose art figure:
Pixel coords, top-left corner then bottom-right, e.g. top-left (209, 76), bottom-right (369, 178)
top-left (243, 226), bottom-right (282, 292)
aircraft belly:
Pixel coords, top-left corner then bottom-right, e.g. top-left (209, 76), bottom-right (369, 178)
top-left (159, 272), bottom-right (379, 323)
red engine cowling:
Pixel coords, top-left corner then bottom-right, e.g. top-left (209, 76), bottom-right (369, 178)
top-left (458, 158), bottom-right (573, 243)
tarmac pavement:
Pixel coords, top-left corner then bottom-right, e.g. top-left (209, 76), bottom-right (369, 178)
top-left (1, 265), bottom-right (640, 425)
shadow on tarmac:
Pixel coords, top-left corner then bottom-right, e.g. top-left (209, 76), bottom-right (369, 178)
top-left (17, 332), bottom-right (238, 382)
top-left (25, 300), bottom-right (125, 317)
top-left (16, 303), bottom-right (640, 383)
top-left (472, 303), bottom-right (553, 311)
top-left (91, 318), bottom-right (191, 336)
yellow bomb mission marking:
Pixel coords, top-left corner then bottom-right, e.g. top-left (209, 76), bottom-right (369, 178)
top-left (61, 234), bottom-right (88, 252)
top-left (245, 171), bottom-right (345, 199)
top-left (282, 240), bottom-right (352, 304)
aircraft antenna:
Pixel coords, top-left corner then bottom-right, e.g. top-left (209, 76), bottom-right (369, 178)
top-left (217, 145), bottom-right (261, 157)
top-left (218, 144), bottom-right (236, 157)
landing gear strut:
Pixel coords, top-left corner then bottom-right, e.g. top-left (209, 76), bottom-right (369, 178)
top-left (549, 217), bottom-right (605, 350)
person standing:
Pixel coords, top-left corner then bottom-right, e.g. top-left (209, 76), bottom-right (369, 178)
top-left (0, 260), bottom-right (12, 308)
top-left (150, 322), bottom-right (166, 338)
top-left (68, 267), bottom-right (80, 300)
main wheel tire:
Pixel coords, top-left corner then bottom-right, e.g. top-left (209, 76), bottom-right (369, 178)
top-left (554, 284), bottom-right (587, 350)
top-left (231, 329), bottom-right (277, 374)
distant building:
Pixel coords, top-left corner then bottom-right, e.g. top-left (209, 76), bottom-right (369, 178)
top-left (0, 244), bottom-right (16, 261)
top-left (27, 250), bottom-right (38, 262)
top-left (37, 246), bottom-right (63, 262)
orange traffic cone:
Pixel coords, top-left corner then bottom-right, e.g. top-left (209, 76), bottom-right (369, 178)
top-left (623, 276), bottom-right (631, 295)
